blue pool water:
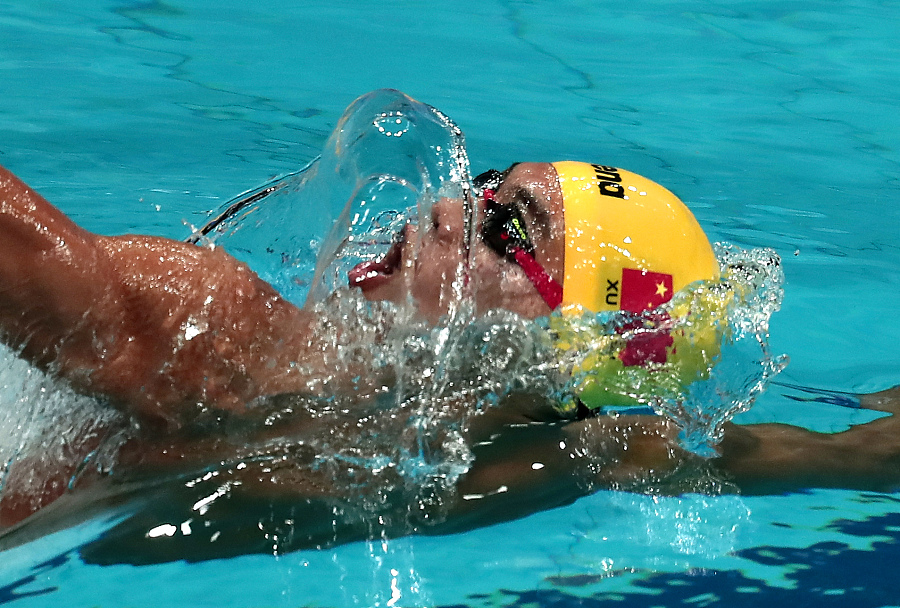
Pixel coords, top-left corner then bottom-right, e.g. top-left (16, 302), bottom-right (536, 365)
top-left (1, 1), bottom-right (899, 606)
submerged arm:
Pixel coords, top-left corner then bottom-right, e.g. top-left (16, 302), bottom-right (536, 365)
top-left (10, 389), bottom-right (899, 558)
top-left (444, 414), bottom-right (686, 532)
top-left (447, 385), bottom-right (900, 530)
top-left (717, 385), bottom-right (900, 494)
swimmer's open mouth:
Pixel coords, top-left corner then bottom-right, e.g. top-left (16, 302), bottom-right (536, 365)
top-left (348, 229), bottom-right (406, 290)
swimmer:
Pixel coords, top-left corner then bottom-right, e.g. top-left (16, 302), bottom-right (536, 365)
top-left (0, 157), bottom-right (898, 555)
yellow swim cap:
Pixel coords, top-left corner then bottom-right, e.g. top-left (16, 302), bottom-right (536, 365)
top-left (549, 161), bottom-right (724, 413)
top-left (552, 161), bottom-right (719, 313)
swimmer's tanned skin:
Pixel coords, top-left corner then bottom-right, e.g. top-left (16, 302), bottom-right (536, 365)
top-left (1, 162), bottom-right (899, 540)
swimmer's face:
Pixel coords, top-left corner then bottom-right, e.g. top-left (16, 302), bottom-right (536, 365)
top-left (349, 162), bottom-right (565, 322)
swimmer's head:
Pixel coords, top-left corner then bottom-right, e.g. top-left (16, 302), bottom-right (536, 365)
top-left (351, 159), bottom-right (724, 410)
top-left (353, 162), bottom-right (718, 324)
top-left (473, 161), bottom-right (719, 316)
top-left (473, 162), bottom-right (724, 413)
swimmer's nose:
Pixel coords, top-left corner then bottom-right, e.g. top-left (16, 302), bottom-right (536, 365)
top-left (429, 197), bottom-right (465, 245)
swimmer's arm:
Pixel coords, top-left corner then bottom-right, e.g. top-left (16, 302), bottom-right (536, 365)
top-left (557, 387), bottom-right (900, 495)
top-left (0, 165), bottom-right (320, 430)
top-left (443, 415), bottom-right (686, 532)
top-left (0, 165), bottom-right (110, 368)
top-left (556, 386), bottom-right (900, 495)
top-left (715, 385), bottom-right (900, 493)
top-left (449, 387), bottom-right (900, 528)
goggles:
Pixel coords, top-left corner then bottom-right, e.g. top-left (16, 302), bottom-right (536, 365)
top-left (473, 169), bottom-right (563, 310)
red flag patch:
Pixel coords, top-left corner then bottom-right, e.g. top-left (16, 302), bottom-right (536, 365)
top-left (620, 268), bottom-right (673, 313)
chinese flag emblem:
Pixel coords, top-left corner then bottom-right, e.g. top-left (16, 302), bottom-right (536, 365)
top-left (620, 268), bottom-right (673, 313)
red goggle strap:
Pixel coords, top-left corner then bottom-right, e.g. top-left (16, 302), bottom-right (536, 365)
top-left (512, 247), bottom-right (563, 310)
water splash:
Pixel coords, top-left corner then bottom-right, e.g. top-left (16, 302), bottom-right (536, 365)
top-left (549, 244), bottom-right (788, 456)
top-left (184, 89), bottom-right (487, 524)
top-left (277, 293), bottom-right (561, 524)
top-left (0, 345), bottom-right (125, 513)
top-left (187, 89), bottom-right (472, 308)
top-left (275, 237), bottom-right (788, 514)
top-left (182, 89), bottom-right (789, 511)
top-left (655, 245), bottom-right (787, 455)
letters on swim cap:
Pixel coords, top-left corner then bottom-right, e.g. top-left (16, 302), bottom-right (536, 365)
top-left (551, 161), bottom-right (719, 314)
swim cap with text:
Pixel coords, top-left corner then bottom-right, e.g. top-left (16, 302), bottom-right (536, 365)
top-left (552, 161), bottom-right (719, 314)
